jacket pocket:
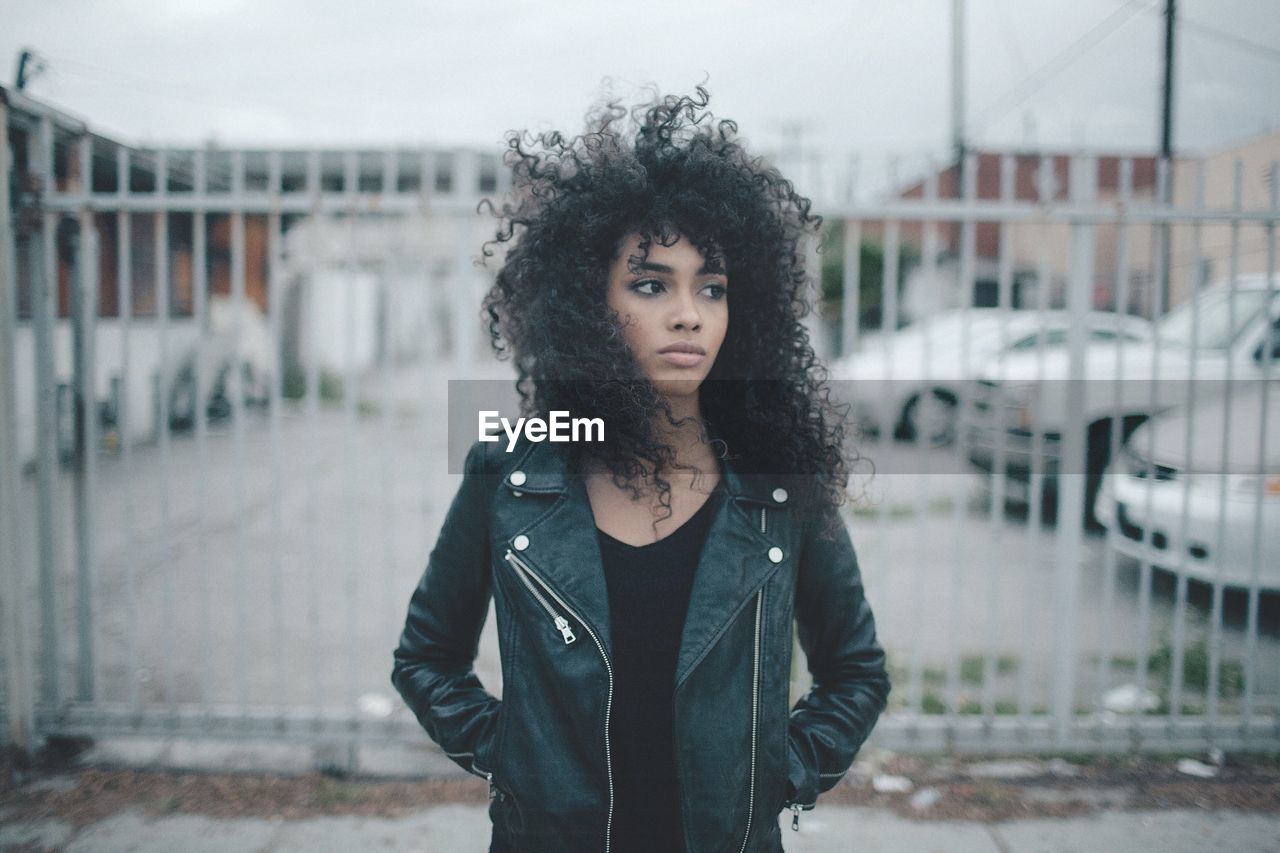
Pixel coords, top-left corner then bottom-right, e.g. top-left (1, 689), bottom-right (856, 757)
top-left (472, 700), bottom-right (507, 791)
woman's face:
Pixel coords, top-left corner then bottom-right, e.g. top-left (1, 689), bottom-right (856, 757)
top-left (605, 231), bottom-right (729, 402)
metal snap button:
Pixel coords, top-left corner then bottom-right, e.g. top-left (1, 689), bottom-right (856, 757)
top-left (772, 488), bottom-right (788, 504)
top-left (768, 546), bottom-right (784, 563)
top-left (513, 534), bottom-right (530, 551)
top-left (511, 490), bottom-right (523, 497)
top-left (510, 470), bottom-right (527, 486)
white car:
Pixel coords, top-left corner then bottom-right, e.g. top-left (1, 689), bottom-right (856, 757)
top-left (1094, 381), bottom-right (1280, 590)
top-left (967, 274), bottom-right (1280, 526)
top-left (830, 308), bottom-right (1150, 445)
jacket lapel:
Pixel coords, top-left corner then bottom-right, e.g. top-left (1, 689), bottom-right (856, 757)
top-left (495, 440), bottom-right (789, 679)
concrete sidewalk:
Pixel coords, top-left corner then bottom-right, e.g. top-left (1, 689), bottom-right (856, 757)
top-left (3, 804), bottom-right (1278, 852)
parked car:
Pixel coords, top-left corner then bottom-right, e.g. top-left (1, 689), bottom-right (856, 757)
top-left (1094, 381), bottom-right (1280, 591)
top-left (168, 295), bottom-right (278, 430)
top-left (831, 308), bottom-right (1150, 446)
top-left (967, 274), bottom-right (1280, 527)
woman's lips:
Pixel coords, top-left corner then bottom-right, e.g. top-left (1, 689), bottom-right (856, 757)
top-left (657, 350), bottom-right (706, 367)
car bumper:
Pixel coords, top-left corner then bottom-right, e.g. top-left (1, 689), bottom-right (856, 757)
top-left (1094, 470), bottom-right (1280, 590)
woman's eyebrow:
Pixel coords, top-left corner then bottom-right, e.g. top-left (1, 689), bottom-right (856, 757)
top-left (631, 260), bottom-right (725, 276)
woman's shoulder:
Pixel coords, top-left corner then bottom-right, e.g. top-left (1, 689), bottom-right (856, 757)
top-left (462, 433), bottom-right (547, 480)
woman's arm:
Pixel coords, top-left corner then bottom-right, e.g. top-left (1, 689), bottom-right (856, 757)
top-left (391, 440), bottom-right (502, 777)
top-left (786, 505), bottom-right (891, 808)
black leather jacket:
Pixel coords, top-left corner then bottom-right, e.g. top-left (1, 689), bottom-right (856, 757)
top-left (392, 436), bottom-right (890, 852)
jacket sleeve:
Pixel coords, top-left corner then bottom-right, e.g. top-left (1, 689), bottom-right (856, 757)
top-left (391, 439), bottom-right (502, 777)
top-left (786, 505), bottom-right (891, 808)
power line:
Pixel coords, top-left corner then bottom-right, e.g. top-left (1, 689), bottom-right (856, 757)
top-left (971, 0), bottom-right (1155, 137)
top-left (1179, 16), bottom-right (1280, 65)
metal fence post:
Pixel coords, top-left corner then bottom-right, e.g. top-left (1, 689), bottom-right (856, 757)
top-left (0, 94), bottom-right (36, 754)
top-left (1051, 154), bottom-right (1096, 744)
top-left (35, 114), bottom-right (60, 711)
top-left (73, 134), bottom-right (99, 702)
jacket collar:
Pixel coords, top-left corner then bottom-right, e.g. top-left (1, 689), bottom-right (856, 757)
top-left (495, 438), bottom-right (791, 688)
top-left (500, 438), bottom-right (787, 507)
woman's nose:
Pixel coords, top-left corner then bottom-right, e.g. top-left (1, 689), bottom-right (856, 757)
top-left (671, 291), bottom-right (701, 331)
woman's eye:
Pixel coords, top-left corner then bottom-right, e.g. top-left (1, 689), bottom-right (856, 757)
top-left (631, 279), bottom-right (665, 296)
top-left (702, 283), bottom-right (728, 300)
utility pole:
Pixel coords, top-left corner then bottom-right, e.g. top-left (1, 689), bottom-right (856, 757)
top-left (15, 49), bottom-right (45, 91)
top-left (1158, 0), bottom-right (1176, 313)
top-left (951, 0), bottom-right (967, 197)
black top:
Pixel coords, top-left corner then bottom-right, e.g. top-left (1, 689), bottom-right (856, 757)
top-left (595, 484), bottom-right (723, 853)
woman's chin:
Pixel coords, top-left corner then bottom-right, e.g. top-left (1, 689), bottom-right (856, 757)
top-left (649, 375), bottom-right (705, 400)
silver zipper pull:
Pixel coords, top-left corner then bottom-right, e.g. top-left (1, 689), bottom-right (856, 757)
top-left (555, 615), bottom-right (577, 644)
top-left (791, 803), bottom-right (801, 831)
top-left (485, 770), bottom-right (497, 800)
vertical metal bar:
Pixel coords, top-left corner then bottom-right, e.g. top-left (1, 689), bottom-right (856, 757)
top-left (420, 148), bottom-right (436, 205)
top-left (74, 162), bottom-right (99, 702)
top-left (907, 161), bottom-right (939, 721)
top-left (883, 220), bottom-right (900, 337)
top-left (1243, 161), bottom-right (1277, 739)
top-left (871, 156), bottom-right (899, 655)
top-left (153, 153), bottom-right (177, 711)
top-left (956, 154), bottom-right (976, 370)
top-left (981, 154), bottom-right (1015, 720)
top-left (840, 156), bottom-right (860, 360)
top-left (303, 186), bottom-right (323, 716)
top-left (378, 221), bottom-right (397, 681)
top-left (192, 147), bottom-right (212, 712)
top-left (1050, 154), bottom-right (1094, 745)
top-left (451, 203), bottom-right (476, 368)
top-left (1019, 155), bottom-right (1054, 725)
top-left (35, 115), bottom-right (59, 708)
top-left (382, 148), bottom-right (395, 197)
top-left (1213, 160), bottom-right (1243, 731)
top-left (267, 153), bottom-right (287, 711)
top-left (1133, 157), bottom-right (1171, 747)
top-left (116, 153), bottom-right (139, 711)
top-left (1168, 158), bottom-right (1206, 728)
top-left (229, 149), bottom-right (250, 711)
top-left (343, 150), bottom-right (361, 716)
top-left (1094, 156), bottom-right (1133, 732)
top-left (946, 153), bottom-right (976, 730)
top-left (0, 97), bottom-right (36, 751)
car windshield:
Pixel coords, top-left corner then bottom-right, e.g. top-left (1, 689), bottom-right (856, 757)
top-left (1156, 289), bottom-right (1269, 350)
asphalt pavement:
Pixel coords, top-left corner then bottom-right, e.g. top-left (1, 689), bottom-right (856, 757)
top-left (3, 803), bottom-right (1278, 852)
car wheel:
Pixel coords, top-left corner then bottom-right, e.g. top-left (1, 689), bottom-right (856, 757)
top-left (899, 389), bottom-right (959, 447)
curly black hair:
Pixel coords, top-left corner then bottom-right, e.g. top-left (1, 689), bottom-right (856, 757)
top-left (480, 85), bottom-right (855, 532)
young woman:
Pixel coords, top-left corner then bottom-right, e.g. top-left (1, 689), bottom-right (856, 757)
top-left (392, 87), bottom-right (890, 853)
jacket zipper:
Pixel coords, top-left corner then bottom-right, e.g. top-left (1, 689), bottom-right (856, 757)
top-left (504, 549), bottom-right (577, 644)
top-left (738, 588), bottom-right (764, 853)
top-left (503, 548), bottom-right (615, 853)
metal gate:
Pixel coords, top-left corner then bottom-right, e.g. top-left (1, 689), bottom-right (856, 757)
top-left (2, 86), bottom-right (1277, 767)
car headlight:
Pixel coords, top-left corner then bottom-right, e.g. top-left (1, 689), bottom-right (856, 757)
top-left (996, 382), bottom-right (1038, 430)
top-left (1226, 473), bottom-right (1280, 498)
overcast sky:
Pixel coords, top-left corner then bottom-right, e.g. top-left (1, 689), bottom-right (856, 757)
top-left (3, 0), bottom-right (1277, 184)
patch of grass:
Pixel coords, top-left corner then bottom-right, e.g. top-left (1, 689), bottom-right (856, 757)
top-left (307, 777), bottom-right (367, 809)
top-left (970, 781), bottom-right (1016, 808)
top-left (850, 496), bottom-right (957, 519)
top-left (921, 692), bottom-right (947, 715)
top-left (282, 365), bottom-right (345, 402)
top-left (959, 655), bottom-right (1018, 685)
top-left (1147, 636), bottom-right (1245, 699)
